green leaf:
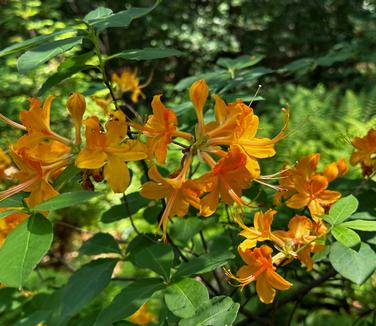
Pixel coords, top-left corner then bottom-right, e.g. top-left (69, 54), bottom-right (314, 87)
top-left (101, 192), bottom-right (149, 223)
top-left (165, 278), bottom-right (209, 318)
top-left (217, 54), bottom-right (264, 70)
top-left (90, 4), bottom-right (158, 32)
top-left (174, 251), bottom-right (234, 278)
top-left (331, 225), bottom-right (361, 247)
top-left (0, 193), bottom-right (26, 208)
top-left (95, 278), bottom-right (165, 326)
top-left (80, 233), bottom-right (121, 255)
top-left (53, 164), bottom-right (81, 191)
top-left (17, 36), bottom-right (83, 73)
top-left (38, 52), bottom-right (94, 95)
top-left (0, 214), bottom-right (53, 287)
top-left (84, 7), bottom-right (113, 22)
top-left (134, 243), bottom-right (174, 280)
top-left (59, 259), bottom-right (117, 320)
top-left (341, 220), bottom-right (376, 231)
top-left (329, 242), bottom-right (376, 284)
top-left (280, 58), bottom-right (315, 74)
top-left (179, 296), bottom-right (239, 326)
top-left (324, 195), bottom-right (358, 225)
top-left (169, 217), bottom-right (203, 244)
top-left (108, 48), bottom-right (184, 61)
top-left (31, 191), bottom-right (100, 211)
top-left (0, 28), bottom-right (76, 58)
top-left (0, 209), bottom-right (24, 219)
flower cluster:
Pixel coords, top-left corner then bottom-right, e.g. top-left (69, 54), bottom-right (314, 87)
top-left (350, 128), bottom-right (376, 177)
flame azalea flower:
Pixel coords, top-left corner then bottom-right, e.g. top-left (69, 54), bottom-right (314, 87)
top-left (273, 215), bottom-right (326, 270)
top-left (225, 245), bottom-right (292, 304)
top-left (128, 304), bottom-right (156, 325)
top-left (0, 149), bottom-right (63, 207)
top-left (236, 209), bottom-right (285, 251)
top-left (112, 68), bottom-right (147, 103)
top-left (76, 110), bottom-right (147, 193)
top-left (133, 95), bottom-right (192, 164)
top-left (0, 209), bottom-right (29, 245)
top-left (350, 128), bottom-right (376, 177)
top-left (0, 148), bottom-right (11, 179)
top-left (140, 156), bottom-right (201, 241)
top-left (190, 79), bottom-right (209, 134)
top-left (198, 148), bottom-right (252, 216)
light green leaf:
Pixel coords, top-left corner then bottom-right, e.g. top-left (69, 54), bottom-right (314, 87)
top-left (108, 48), bottom-right (184, 61)
top-left (0, 209), bottom-right (24, 219)
top-left (84, 7), bottom-right (113, 22)
top-left (0, 28), bottom-right (76, 57)
top-left (179, 296), bottom-right (239, 326)
top-left (217, 54), bottom-right (264, 70)
top-left (134, 243), bottom-right (174, 280)
top-left (17, 36), bottom-right (83, 73)
top-left (80, 233), bottom-right (121, 255)
top-left (0, 193), bottom-right (26, 208)
top-left (165, 278), bottom-right (209, 318)
top-left (59, 259), bottom-right (117, 320)
top-left (324, 195), bottom-right (358, 225)
top-left (174, 251), bottom-right (234, 278)
top-left (0, 214), bottom-right (53, 287)
top-left (95, 278), bottom-right (165, 326)
top-left (31, 191), bottom-right (100, 211)
top-left (329, 242), bottom-right (376, 284)
top-left (53, 164), bottom-right (82, 191)
top-left (341, 219), bottom-right (376, 231)
top-left (331, 225), bottom-right (361, 247)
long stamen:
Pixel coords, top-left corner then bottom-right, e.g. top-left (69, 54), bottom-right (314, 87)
top-left (0, 113), bottom-right (27, 130)
top-left (0, 175), bottom-right (39, 201)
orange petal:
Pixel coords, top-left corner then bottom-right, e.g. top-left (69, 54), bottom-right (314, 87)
top-left (256, 273), bottom-right (276, 304)
top-left (266, 269), bottom-right (292, 290)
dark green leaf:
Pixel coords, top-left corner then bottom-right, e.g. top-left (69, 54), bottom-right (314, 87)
top-left (179, 296), bottom-right (239, 326)
top-left (53, 164), bottom-right (81, 191)
top-left (165, 278), bottom-right (209, 318)
top-left (0, 193), bottom-right (27, 208)
top-left (80, 233), bottom-right (121, 255)
top-left (329, 242), bottom-right (376, 284)
top-left (95, 278), bottom-right (165, 326)
top-left (324, 195), bottom-right (358, 225)
top-left (0, 214), bottom-right (53, 287)
top-left (174, 251), bottom-right (234, 278)
top-left (0, 28), bottom-right (76, 58)
top-left (84, 7), bottom-right (113, 22)
top-left (31, 191), bottom-right (100, 211)
top-left (217, 54), bottom-right (264, 70)
top-left (169, 217), bottom-right (203, 244)
top-left (17, 36), bottom-right (83, 73)
top-left (108, 48), bottom-right (184, 61)
top-left (60, 259), bottom-right (117, 320)
top-left (280, 58), bottom-right (315, 74)
top-left (341, 220), bottom-right (376, 231)
top-left (38, 52), bottom-right (94, 95)
top-left (134, 243), bottom-right (174, 280)
top-left (331, 225), bottom-right (361, 247)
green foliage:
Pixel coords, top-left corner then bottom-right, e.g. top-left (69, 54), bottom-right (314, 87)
top-left (79, 233), bottom-right (121, 256)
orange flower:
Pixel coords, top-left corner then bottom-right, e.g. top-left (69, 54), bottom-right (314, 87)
top-left (129, 304), bottom-right (156, 325)
top-left (190, 79), bottom-right (209, 134)
top-left (112, 68), bottom-right (146, 103)
top-left (198, 148), bottom-right (252, 216)
top-left (76, 110), bottom-right (147, 193)
top-left (0, 209), bottom-right (29, 245)
top-left (350, 128), bottom-right (376, 177)
top-left (236, 209), bottom-right (285, 251)
top-left (0, 149), bottom-right (62, 207)
top-left (0, 148), bottom-right (11, 180)
top-left (133, 95), bottom-right (192, 164)
top-left (225, 245), bottom-right (292, 304)
top-left (273, 215), bottom-right (326, 270)
top-left (140, 156), bottom-right (201, 241)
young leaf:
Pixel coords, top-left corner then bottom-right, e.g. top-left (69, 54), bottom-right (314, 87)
top-left (133, 243), bottom-right (174, 280)
top-left (17, 36), bottom-right (83, 73)
top-left (79, 233), bottom-right (121, 255)
top-left (331, 225), bottom-right (361, 247)
top-left (164, 278), bottom-right (210, 318)
top-left (324, 195), bottom-right (358, 225)
top-left (0, 28), bottom-right (76, 57)
top-left (31, 191), bottom-right (100, 211)
top-left (0, 214), bottom-right (53, 287)
top-left (179, 296), bottom-right (240, 326)
top-left (95, 278), bottom-right (165, 326)
top-left (174, 251), bottom-right (235, 278)
top-left (107, 48), bottom-right (184, 61)
top-left (84, 7), bottom-right (113, 22)
top-left (329, 242), bottom-right (376, 284)
top-left (59, 259), bottom-right (117, 320)
top-left (341, 219), bottom-right (376, 231)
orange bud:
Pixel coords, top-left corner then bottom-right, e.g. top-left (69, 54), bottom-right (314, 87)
top-left (67, 92), bottom-right (86, 125)
top-left (189, 80), bottom-right (208, 134)
top-left (336, 158), bottom-right (348, 177)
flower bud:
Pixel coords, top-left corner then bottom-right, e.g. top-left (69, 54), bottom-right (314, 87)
top-left (67, 92), bottom-right (86, 125)
top-left (189, 79), bottom-right (208, 134)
